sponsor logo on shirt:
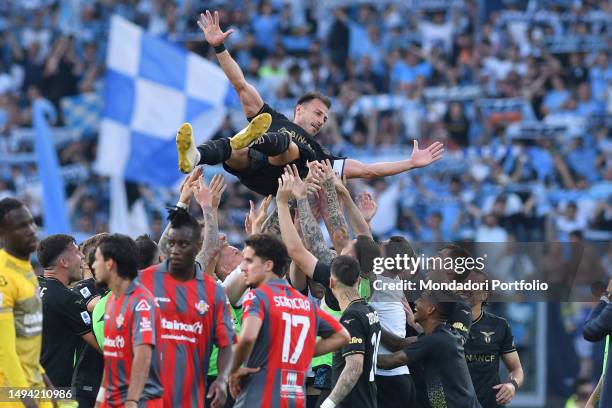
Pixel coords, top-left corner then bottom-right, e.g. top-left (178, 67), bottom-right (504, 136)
top-left (161, 318), bottom-right (203, 335)
top-left (140, 316), bottom-right (152, 332)
top-left (135, 299), bottom-right (151, 311)
top-left (349, 337), bottom-right (363, 344)
top-left (155, 297), bottom-right (171, 303)
top-left (465, 353), bottom-right (497, 363)
top-left (195, 300), bottom-right (209, 316)
top-left (80, 311), bottom-right (91, 325)
top-left (80, 287), bottom-right (92, 299)
top-left (104, 335), bottom-right (125, 349)
top-left (481, 331), bottom-right (495, 344)
top-left (116, 313), bottom-right (124, 328)
top-left (273, 295), bottom-right (311, 311)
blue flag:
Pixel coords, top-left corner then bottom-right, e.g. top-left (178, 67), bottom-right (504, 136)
top-left (33, 99), bottom-right (70, 233)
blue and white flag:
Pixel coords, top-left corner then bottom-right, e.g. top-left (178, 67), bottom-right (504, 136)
top-left (96, 16), bottom-right (233, 235)
top-left (96, 15), bottom-right (232, 186)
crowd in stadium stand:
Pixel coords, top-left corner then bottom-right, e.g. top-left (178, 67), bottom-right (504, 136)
top-left (0, 0), bottom-right (610, 405)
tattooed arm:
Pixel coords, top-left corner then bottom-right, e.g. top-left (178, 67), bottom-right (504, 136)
top-left (261, 209), bottom-right (281, 238)
top-left (276, 173), bottom-right (319, 278)
top-left (332, 176), bottom-right (371, 238)
top-left (324, 354), bottom-right (363, 406)
top-left (315, 160), bottom-right (350, 252)
top-left (296, 197), bottom-right (334, 265)
top-left (192, 174), bottom-right (227, 275)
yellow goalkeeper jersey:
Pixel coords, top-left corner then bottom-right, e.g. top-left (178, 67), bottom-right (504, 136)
top-left (0, 248), bottom-right (45, 389)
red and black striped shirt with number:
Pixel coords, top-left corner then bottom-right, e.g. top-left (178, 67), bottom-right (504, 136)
top-left (234, 278), bottom-right (343, 408)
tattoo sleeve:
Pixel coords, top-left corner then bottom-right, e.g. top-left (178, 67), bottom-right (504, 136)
top-left (328, 355), bottom-right (363, 404)
top-left (196, 206), bottom-right (221, 272)
top-left (339, 189), bottom-right (371, 238)
top-left (296, 197), bottom-right (334, 264)
top-left (261, 209), bottom-right (281, 238)
top-left (322, 179), bottom-right (350, 252)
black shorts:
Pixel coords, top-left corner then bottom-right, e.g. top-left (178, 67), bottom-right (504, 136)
top-left (375, 374), bottom-right (417, 408)
top-left (223, 143), bottom-right (316, 196)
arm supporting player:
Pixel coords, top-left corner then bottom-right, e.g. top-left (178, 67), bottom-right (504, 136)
top-left (334, 179), bottom-right (371, 238)
top-left (317, 162), bottom-right (350, 253)
top-left (323, 354), bottom-right (364, 408)
top-left (125, 344), bottom-right (153, 404)
top-left (277, 178), bottom-right (318, 278)
top-left (494, 351), bottom-right (524, 405)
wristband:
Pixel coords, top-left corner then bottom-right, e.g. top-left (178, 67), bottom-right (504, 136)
top-left (176, 201), bottom-right (188, 210)
top-left (96, 387), bottom-right (106, 403)
top-left (320, 398), bottom-right (336, 408)
top-left (508, 378), bottom-right (519, 390)
top-left (214, 43), bottom-right (226, 53)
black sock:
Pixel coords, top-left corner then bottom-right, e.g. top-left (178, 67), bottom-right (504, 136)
top-left (250, 132), bottom-right (290, 156)
top-left (196, 138), bottom-right (232, 165)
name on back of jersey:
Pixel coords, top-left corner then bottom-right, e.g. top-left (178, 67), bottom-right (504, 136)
top-left (273, 295), bottom-right (311, 311)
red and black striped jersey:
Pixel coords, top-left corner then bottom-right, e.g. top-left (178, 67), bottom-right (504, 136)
top-left (235, 278), bottom-right (343, 408)
top-left (138, 262), bottom-right (235, 407)
top-left (101, 280), bottom-right (163, 407)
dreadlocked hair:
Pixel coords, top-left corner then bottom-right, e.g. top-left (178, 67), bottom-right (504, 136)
top-left (167, 206), bottom-right (201, 241)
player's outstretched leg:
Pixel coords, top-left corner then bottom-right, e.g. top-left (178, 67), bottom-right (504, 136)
top-left (176, 113), bottom-right (272, 173)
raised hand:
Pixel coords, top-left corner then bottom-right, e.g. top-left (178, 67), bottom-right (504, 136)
top-left (357, 191), bottom-right (377, 222)
top-left (246, 195), bottom-right (273, 235)
top-left (304, 161), bottom-right (324, 192)
top-left (409, 140), bottom-right (444, 169)
top-left (197, 10), bottom-right (233, 47)
top-left (178, 166), bottom-right (203, 205)
top-left (285, 164), bottom-right (317, 199)
top-left (276, 173), bottom-right (295, 204)
top-left (192, 173), bottom-right (226, 209)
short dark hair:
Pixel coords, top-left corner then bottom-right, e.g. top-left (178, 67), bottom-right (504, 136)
top-left (168, 207), bottom-right (201, 241)
top-left (244, 234), bottom-right (289, 277)
top-left (331, 255), bottom-right (360, 287)
top-left (135, 234), bottom-right (159, 269)
top-left (354, 235), bottom-right (381, 277)
top-left (97, 234), bottom-right (139, 280)
top-left (296, 91), bottom-right (331, 109)
top-left (383, 236), bottom-right (416, 275)
top-left (0, 198), bottom-right (24, 228)
top-left (422, 289), bottom-right (457, 321)
top-left (80, 233), bottom-right (110, 273)
top-left (37, 234), bottom-right (75, 269)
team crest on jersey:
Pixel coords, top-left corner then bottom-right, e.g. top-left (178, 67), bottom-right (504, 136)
top-left (481, 331), bottom-right (495, 344)
top-left (116, 313), bottom-right (125, 328)
top-left (135, 299), bottom-right (151, 311)
top-left (195, 300), bottom-right (209, 315)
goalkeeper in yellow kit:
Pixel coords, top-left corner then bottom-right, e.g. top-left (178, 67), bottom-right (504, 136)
top-left (0, 198), bottom-right (53, 408)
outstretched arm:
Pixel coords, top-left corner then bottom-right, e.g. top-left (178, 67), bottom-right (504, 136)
top-left (198, 11), bottom-right (264, 118)
top-left (192, 173), bottom-right (227, 274)
top-left (276, 173), bottom-right (319, 278)
top-left (343, 140), bottom-right (444, 179)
